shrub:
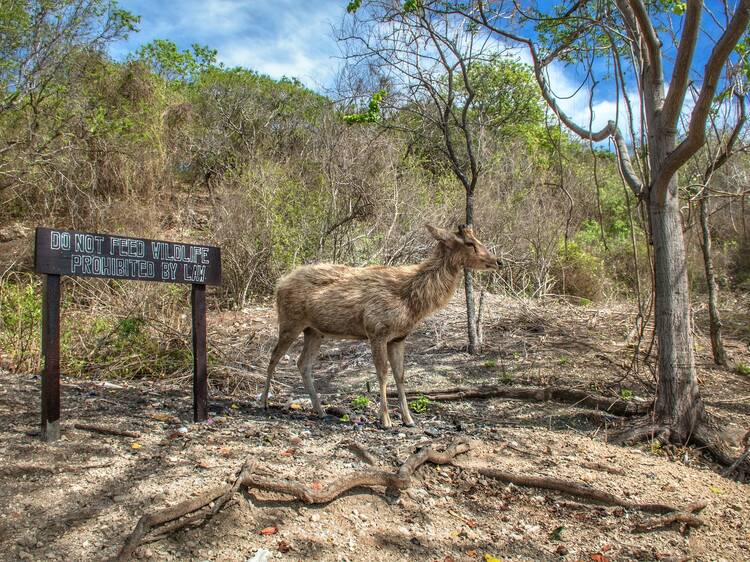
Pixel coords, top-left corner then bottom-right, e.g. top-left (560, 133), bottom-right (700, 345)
top-left (554, 240), bottom-right (607, 300)
top-left (409, 395), bottom-right (430, 414)
top-left (0, 274), bottom-right (42, 372)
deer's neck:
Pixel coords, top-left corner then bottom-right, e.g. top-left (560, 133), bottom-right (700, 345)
top-left (402, 246), bottom-right (463, 319)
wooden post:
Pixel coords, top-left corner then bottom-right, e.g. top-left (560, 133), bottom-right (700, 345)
top-left (191, 283), bottom-right (208, 422)
top-left (41, 274), bottom-right (61, 441)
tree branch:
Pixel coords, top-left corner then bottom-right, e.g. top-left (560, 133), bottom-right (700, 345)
top-left (662, 0), bottom-right (702, 127)
top-left (703, 93), bottom-right (747, 183)
top-left (626, 0), bottom-right (664, 81)
top-left (660, 0), bottom-right (750, 197)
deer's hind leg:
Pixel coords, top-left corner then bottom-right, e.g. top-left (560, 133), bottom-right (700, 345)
top-left (298, 328), bottom-right (324, 417)
top-left (388, 338), bottom-right (414, 427)
top-left (262, 322), bottom-right (303, 409)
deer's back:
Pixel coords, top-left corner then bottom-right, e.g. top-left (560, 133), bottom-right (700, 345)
top-left (275, 263), bottom-right (417, 339)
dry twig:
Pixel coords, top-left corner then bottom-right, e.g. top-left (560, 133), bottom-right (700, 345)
top-left (74, 423), bottom-right (140, 438)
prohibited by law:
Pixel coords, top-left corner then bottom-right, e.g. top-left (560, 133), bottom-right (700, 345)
top-left (34, 227), bottom-right (221, 285)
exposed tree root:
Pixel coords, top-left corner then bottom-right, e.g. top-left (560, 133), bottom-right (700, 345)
top-left (609, 422), bottom-right (671, 446)
top-left (74, 423), bottom-right (140, 438)
top-left (610, 418), bottom-right (750, 478)
top-left (459, 465), bottom-right (691, 514)
top-left (633, 501), bottom-right (707, 534)
top-left (692, 423), bottom-right (750, 478)
top-left (115, 438), bottom-right (472, 561)
top-left (391, 385), bottom-right (651, 416)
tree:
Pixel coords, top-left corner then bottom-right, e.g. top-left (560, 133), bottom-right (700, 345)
top-left (687, 92), bottom-right (747, 367)
top-left (136, 39), bottom-right (217, 83)
top-left (440, 0), bottom-right (750, 463)
top-left (341, 1), bottom-right (543, 352)
top-left (0, 0), bottom-right (139, 210)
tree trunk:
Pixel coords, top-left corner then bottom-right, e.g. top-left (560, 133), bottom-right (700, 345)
top-left (649, 185), bottom-right (705, 439)
top-left (465, 190), bottom-right (478, 354)
top-left (699, 194), bottom-right (729, 366)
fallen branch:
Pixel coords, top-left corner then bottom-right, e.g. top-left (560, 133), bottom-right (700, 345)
top-left (74, 423), bottom-right (140, 438)
top-left (460, 464), bottom-right (693, 514)
top-left (242, 438), bottom-right (472, 503)
top-left (115, 438), bottom-right (472, 561)
top-left (633, 501), bottom-right (707, 533)
top-left (581, 461), bottom-right (626, 476)
top-left (392, 385), bottom-right (650, 416)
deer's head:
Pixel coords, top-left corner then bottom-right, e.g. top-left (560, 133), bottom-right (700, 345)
top-left (426, 224), bottom-right (501, 271)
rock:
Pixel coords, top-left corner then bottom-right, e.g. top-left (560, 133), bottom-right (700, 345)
top-left (310, 513), bottom-right (321, 522)
top-left (424, 427), bottom-right (440, 438)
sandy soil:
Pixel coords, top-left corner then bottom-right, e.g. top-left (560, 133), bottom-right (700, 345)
top-left (1, 294), bottom-right (749, 561)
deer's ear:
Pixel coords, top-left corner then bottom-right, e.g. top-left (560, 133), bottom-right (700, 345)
top-left (426, 224), bottom-right (461, 246)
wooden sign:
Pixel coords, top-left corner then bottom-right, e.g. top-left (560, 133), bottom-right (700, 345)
top-left (33, 227), bottom-right (221, 442)
top-left (35, 227), bottom-right (221, 285)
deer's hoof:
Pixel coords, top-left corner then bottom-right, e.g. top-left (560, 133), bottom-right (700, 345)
top-left (403, 419), bottom-right (416, 428)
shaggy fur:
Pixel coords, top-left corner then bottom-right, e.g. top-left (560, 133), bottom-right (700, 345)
top-left (261, 225), bottom-right (500, 428)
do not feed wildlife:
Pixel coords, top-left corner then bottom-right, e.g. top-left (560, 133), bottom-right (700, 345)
top-left (260, 224), bottom-right (501, 428)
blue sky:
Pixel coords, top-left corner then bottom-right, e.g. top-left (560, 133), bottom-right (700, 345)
top-left (109, 0), bottom-right (621, 131)
top-left (111, 0), bottom-right (347, 90)
top-left (108, 1), bottom-right (742, 142)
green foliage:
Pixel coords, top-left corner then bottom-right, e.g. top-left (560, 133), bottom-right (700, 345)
top-left (136, 39), bottom-right (217, 83)
top-left (346, 0), bottom-right (362, 13)
top-left (344, 90), bottom-right (386, 124)
top-left (409, 395), bottom-right (430, 414)
top-left (0, 276), bottom-right (42, 372)
top-left (484, 358), bottom-right (498, 368)
top-left (619, 388), bottom-right (634, 400)
top-left (558, 356), bottom-right (570, 366)
top-left (352, 395), bottom-right (371, 409)
top-left (467, 55), bottom-right (544, 136)
top-left (736, 363), bottom-right (750, 377)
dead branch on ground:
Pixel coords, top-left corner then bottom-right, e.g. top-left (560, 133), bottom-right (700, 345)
top-left (633, 502), bottom-right (707, 534)
top-left (580, 461), bottom-right (626, 475)
top-left (74, 423), bottom-right (140, 438)
top-left (392, 385), bottom-right (651, 416)
top-left (115, 438), bottom-right (472, 561)
top-left (457, 464), bottom-right (702, 516)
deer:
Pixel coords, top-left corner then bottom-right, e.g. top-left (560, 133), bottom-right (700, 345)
top-left (260, 224), bottom-right (501, 428)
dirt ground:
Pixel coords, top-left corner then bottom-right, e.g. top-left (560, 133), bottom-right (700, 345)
top-left (1, 294), bottom-right (749, 562)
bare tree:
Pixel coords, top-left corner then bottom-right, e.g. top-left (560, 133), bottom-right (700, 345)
top-left (688, 92), bottom-right (748, 366)
top-left (438, 0), bottom-right (750, 465)
top-left (340, 1), bottom-right (540, 353)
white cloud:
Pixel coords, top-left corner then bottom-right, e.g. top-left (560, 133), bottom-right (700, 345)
top-left (114, 0), bottom-right (345, 89)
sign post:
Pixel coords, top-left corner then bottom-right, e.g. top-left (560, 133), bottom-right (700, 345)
top-left (34, 227), bottom-right (221, 442)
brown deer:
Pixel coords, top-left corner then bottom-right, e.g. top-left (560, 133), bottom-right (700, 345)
top-left (261, 224), bottom-right (501, 428)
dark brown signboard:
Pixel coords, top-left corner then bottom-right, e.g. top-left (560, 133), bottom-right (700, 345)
top-left (34, 226), bottom-right (221, 442)
top-left (34, 227), bottom-right (221, 285)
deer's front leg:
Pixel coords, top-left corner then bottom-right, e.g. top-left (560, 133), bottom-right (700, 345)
top-left (388, 338), bottom-right (414, 427)
top-left (370, 338), bottom-right (392, 429)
